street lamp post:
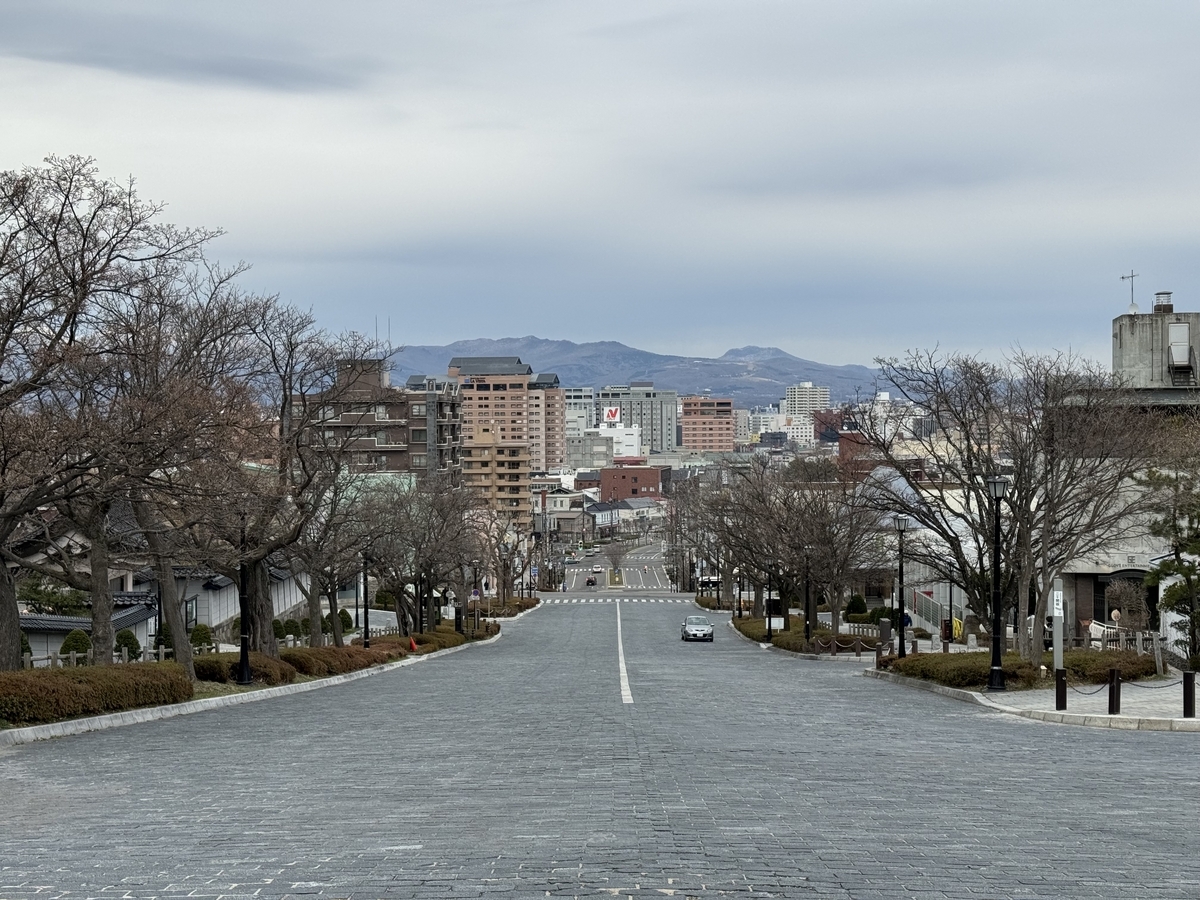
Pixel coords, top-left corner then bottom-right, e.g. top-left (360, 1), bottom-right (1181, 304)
top-left (894, 515), bottom-right (909, 659)
top-left (803, 547), bottom-right (812, 644)
top-left (361, 553), bottom-right (371, 650)
top-left (986, 475), bottom-right (1009, 691)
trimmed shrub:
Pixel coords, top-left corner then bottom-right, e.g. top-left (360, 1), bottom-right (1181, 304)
top-left (115, 628), bottom-right (142, 659)
top-left (913, 627), bottom-right (932, 640)
top-left (889, 652), bottom-right (1040, 689)
top-left (189, 623), bottom-right (213, 648)
top-left (189, 652), bottom-right (297, 685)
top-left (352, 633), bottom-right (410, 655)
top-left (59, 629), bottom-right (92, 660)
top-left (300, 617), bottom-right (311, 636)
top-left (20, 630), bottom-right (32, 657)
top-left (1062, 649), bottom-right (1158, 684)
top-left (272, 618), bottom-right (286, 640)
top-left (868, 606), bottom-right (894, 625)
top-left (845, 595), bottom-right (868, 616)
top-left (0, 663), bottom-right (193, 726)
top-left (845, 612), bottom-right (873, 624)
top-left (279, 646), bottom-right (395, 676)
top-left (339, 608), bottom-right (353, 631)
top-left (284, 618), bottom-right (302, 638)
top-left (321, 614), bottom-right (332, 634)
top-left (155, 622), bottom-right (172, 649)
top-left (733, 617), bottom-right (769, 642)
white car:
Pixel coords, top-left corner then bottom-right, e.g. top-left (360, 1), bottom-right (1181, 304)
top-left (681, 616), bottom-right (714, 642)
top-left (592, 564), bottom-right (603, 573)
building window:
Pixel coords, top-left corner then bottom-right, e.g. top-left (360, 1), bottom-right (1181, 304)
top-left (411, 429), bottom-right (427, 442)
top-left (411, 403), bottom-right (426, 416)
top-left (412, 455), bottom-right (428, 467)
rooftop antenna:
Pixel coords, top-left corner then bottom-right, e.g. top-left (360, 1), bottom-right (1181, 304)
top-left (1121, 269), bottom-right (1139, 314)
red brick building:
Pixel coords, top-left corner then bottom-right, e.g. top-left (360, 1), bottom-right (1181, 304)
top-left (600, 465), bottom-right (666, 502)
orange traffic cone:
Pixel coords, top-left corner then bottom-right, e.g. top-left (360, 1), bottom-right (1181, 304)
top-left (409, 636), bottom-right (418, 652)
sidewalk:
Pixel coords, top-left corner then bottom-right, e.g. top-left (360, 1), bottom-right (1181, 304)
top-left (865, 668), bottom-right (1199, 731)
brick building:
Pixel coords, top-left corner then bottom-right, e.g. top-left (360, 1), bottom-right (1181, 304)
top-left (599, 465), bottom-right (667, 502)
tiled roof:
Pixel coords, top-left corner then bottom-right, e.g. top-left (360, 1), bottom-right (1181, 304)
top-left (20, 604), bottom-right (158, 635)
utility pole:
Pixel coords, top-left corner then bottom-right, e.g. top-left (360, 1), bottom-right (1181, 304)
top-left (1121, 269), bottom-right (1138, 307)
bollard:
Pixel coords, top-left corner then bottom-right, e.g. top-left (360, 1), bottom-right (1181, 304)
top-left (1108, 668), bottom-right (1121, 715)
top-left (1185, 671), bottom-right (1196, 719)
top-left (942, 639), bottom-right (950, 654)
top-left (911, 638), bottom-right (918, 656)
top-left (855, 637), bottom-right (862, 658)
top-left (1055, 668), bottom-right (1067, 711)
top-left (875, 644), bottom-right (883, 669)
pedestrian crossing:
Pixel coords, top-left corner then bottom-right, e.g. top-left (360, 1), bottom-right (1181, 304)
top-left (543, 597), bottom-right (693, 604)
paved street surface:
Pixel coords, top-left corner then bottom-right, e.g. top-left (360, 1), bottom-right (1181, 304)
top-left (2, 596), bottom-right (1198, 899)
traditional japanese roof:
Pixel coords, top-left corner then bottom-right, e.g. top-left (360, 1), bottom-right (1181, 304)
top-left (19, 604), bottom-right (157, 635)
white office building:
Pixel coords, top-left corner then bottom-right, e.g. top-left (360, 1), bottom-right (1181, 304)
top-left (782, 382), bottom-right (830, 447)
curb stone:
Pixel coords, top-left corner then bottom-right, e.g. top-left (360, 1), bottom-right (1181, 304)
top-left (862, 667), bottom-right (1200, 732)
top-left (0, 632), bottom-right (503, 749)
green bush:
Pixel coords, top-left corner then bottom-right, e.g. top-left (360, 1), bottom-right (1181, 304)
top-left (321, 614), bottom-right (332, 634)
top-left (375, 590), bottom-right (395, 610)
top-left (189, 623), bottom-right (213, 648)
top-left (59, 629), bottom-right (92, 660)
top-left (409, 626), bottom-right (469, 653)
top-left (155, 622), bottom-right (171, 649)
top-left (20, 630), bottom-right (31, 657)
top-left (913, 627), bottom-right (932, 640)
top-left (339, 608), bottom-right (353, 631)
top-left (845, 595), bottom-right (868, 615)
top-left (115, 629), bottom-right (142, 659)
top-left (284, 618), bottom-right (302, 638)
top-left (868, 606), bottom-right (895, 625)
top-left (0, 663), bottom-right (192, 726)
top-left (300, 617), bottom-right (311, 636)
top-left (272, 618), bottom-right (286, 640)
top-left (845, 612), bottom-right (873, 624)
top-left (189, 652), bottom-right (297, 686)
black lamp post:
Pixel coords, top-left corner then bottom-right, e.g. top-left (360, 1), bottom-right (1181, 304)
top-left (986, 474), bottom-right (1009, 691)
top-left (362, 553), bottom-right (371, 650)
top-left (894, 514), bottom-right (909, 659)
top-left (803, 547), bottom-right (813, 643)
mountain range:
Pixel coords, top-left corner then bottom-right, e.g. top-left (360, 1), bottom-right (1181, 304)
top-left (390, 337), bottom-right (878, 408)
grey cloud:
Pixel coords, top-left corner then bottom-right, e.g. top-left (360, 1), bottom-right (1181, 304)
top-left (0, 2), bottom-right (373, 91)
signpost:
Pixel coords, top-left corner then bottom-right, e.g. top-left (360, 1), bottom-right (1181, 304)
top-left (1052, 577), bottom-right (1064, 671)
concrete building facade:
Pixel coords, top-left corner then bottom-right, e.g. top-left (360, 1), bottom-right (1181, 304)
top-left (782, 382), bottom-right (831, 446)
top-left (1112, 290), bottom-right (1200, 398)
top-left (527, 373), bottom-right (566, 473)
top-left (564, 387), bottom-right (596, 438)
top-left (595, 382), bottom-right (678, 453)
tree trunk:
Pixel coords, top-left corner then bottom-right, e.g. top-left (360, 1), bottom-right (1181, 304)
top-left (250, 560), bottom-right (280, 657)
top-left (87, 530), bottom-right (116, 666)
top-left (325, 572), bottom-right (344, 648)
top-left (302, 577), bottom-right (325, 648)
top-left (0, 567), bottom-right (21, 671)
top-left (753, 583), bottom-right (763, 617)
top-left (132, 498), bottom-right (196, 680)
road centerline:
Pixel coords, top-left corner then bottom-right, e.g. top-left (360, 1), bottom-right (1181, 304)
top-left (616, 602), bottom-right (634, 704)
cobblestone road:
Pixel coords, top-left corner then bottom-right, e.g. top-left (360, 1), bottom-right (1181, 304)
top-left (2, 598), bottom-right (1197, 899)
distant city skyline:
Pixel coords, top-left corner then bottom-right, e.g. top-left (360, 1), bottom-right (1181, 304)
top-left (4, 3), bottom-right (1197, 366)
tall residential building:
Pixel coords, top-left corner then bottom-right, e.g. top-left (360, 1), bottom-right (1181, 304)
top-left (782, 382), bottom-right (831, 447)
top-left (680, 395), bottom-right (735, 452)
top-left (564, 387), bottom-right (596, 438)
top-left (448, 356), bottom-right (534, 526)
top-left (594, 381), bottom-right (678, 453)
top-left (527, 373), bottom-right (566, 473)
top-left (302, 358), bottom-right (462, 480)
top-left (734, 408), bottom-right (751, 444)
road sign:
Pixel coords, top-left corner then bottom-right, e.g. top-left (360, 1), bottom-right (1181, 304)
top-left (531, 566), bottom-right (539, 578)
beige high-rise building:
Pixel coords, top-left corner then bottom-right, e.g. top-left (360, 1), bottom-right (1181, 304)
top-left (528, 373), bottom-right (566, 473)
top-left (680, 394), bottom-right (735, 452)
top-left (449, 356), bottom-right (549, 527)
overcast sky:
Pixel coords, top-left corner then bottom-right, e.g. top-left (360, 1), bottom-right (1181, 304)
top-left (3, 2), bottom-right (1197, 366)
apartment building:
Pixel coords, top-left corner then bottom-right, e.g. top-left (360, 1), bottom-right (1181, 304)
top-left (303, 358), bottom-right (462, 480)
top-left (782, 382), bottom-right (831, 446)
top-left (594, 381), bottom-right (678, 453)
top-left (528, 373), bottom-right (566, 473)
top-left (680, 394), bottom-right (735, 452)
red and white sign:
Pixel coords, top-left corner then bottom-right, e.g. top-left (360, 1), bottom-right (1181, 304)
top-left (603, 406), bottom-right (622, 424)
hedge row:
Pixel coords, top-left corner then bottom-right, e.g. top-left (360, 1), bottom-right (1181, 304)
top-left (886, 649), bottom-right (1159, 689)
top-left (279, 646), bottom-right (399, 676)
top-left (0, 663), bottom-right (193, 727)
top-left (191, 652), bottom-right (297, 685)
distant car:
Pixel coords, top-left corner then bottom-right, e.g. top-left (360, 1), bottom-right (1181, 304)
top-left (585, 576), bottom-right (596, 586)
top-left (592, 564), bottom-right (603, 573)
top-left (681, 615), bottom-right (714, 642)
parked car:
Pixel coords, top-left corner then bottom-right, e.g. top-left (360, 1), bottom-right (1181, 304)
top-left (681, 615), bottom-right (714, 642)
top-left (585, 576), bottom-right (596, 586)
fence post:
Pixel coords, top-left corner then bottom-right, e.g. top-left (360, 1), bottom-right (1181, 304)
top-left (157, 646), bottom-right (165, 663)
top-left (1184, 671), bottom-right (1195, 719)
top-left (942, 639), bottom-right (950, 654)
top-left (831, 635), bottom-right (837, 656)
top-left (69, 650), bottom-right (77, 667)
top-left (1152, 633), bottom-right (1165, 676)
top-left (50, 651), bottom-right (59, 668)
top-left (855, 637), bottom-right (862, 658)
top-left (1055, 668), bottom-right (1067, 711)
top-left (1108, 668), bottom-right (1121, 715)
top-left (875, 643), bottom-right (882, 669)
top-left (121, 647), bottom-right (128, 664)
top-left (911, 638), bottom-right (918, 656)
top-left (23, 651), bottom-right (32, 669)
